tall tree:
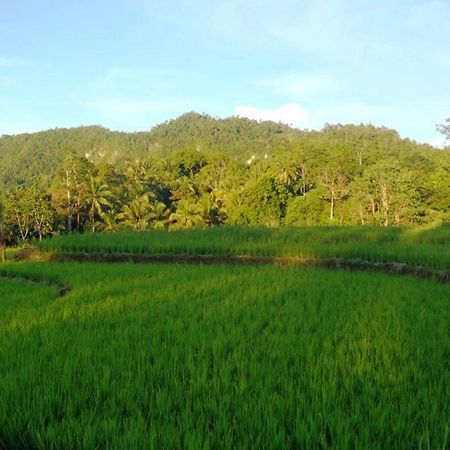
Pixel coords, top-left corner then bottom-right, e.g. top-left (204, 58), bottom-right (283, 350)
top-left (437, 118), bottom-right (450, 143)
top-left (84, 175), bottom-right (112, 232)
top-left (54, 152), bottom-right (94, 233)
top-left (0, 202), bottom-right (7, 262)
top-left (118, 194), bottom-right (168, 231)
top-left (4, 187), bottom-right (34, 241)
top-left (30, 188), bottom-right (54, 241)
top-left (321, 168), bottom-right (349, 222)
top-left (169, 199), bottom-right (205, 229)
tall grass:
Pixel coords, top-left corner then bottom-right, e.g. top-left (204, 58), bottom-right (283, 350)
top-left (39, 224), bottom-right (450, 269)
top-left (0, 262), bottom-right (449, 449)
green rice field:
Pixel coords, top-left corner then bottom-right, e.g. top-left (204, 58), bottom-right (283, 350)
top-left (39, 224), bottom-right (450, 270)
top-left (1, 226), bottom-right (450, 448)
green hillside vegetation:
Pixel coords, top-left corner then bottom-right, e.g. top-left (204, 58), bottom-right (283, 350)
top-left (1, 112), bottom-right (447, 191)
top-left (0, 114), bottom-right (449, 250)
top-left (0, 113), bottom-right (298, 188)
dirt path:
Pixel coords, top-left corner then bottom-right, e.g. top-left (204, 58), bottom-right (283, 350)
top-left (17, 249), bottom-right (449, 284)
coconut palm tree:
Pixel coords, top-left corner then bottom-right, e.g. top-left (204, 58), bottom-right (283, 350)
top-left (84, 175), bottom-right (112, 232)
top-left (118, 194), bottom-right (168, 231)
top-left (97, 207), bottom-right (121, 232)
top-left (168, 198), bottom-right (205, 229)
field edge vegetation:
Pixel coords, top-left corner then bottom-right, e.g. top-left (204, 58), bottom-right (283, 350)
top-left (36, 224), bottom-right (450, 271)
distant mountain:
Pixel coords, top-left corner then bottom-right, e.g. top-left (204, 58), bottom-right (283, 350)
top-left (0, 112), bottom-right (444, 188)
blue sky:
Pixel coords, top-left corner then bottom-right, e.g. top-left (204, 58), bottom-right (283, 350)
top-left (1, 0), bottom-right (449, 146)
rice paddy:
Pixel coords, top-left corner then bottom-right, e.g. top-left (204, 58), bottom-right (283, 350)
top-left (0, 256), bottom-right (449, 449)
top-left (39, 224), bottom-right (450, 270)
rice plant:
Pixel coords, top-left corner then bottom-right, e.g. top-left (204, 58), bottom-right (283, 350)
top-left (39, 224), bottom-right (450, 270)
top-left (0, 262), bottom-right (449, 449)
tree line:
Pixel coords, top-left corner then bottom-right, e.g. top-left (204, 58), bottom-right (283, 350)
top-left (0, 116), bottom-right (449, 256)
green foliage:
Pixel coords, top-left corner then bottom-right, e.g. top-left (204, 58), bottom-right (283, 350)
top-left (0, 115), bottom-right (295, 189)
top-left (437, 117), bottom-right (450, 142)
top-left (119, 195), bottom-right (168, 231)
top-left (0, 262), bottom-right (449, 448)
top-left (168, 198), bottom-right (205, 229)
top-left (40, 224), bottom-right (450, 270)
top-left (3, 186), bottom-right (53, 241)
top-left (0, 114), bottom-right (449, 244)
top-left (0, 202), bottom-right (7, 261)
top-left (227, 175), bottom-right (290, 226)
top-left (285, 190), bottom-right (327, 225)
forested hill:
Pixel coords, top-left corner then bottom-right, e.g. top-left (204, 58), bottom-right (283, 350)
top-left (0, 112), bottom-right (449, 242)
top-left (0, 113), bottom-right (296, 187)
top-left (1, 111), bottom-right (445, 188)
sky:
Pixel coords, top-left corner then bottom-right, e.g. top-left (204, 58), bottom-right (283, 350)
top-left (1, 0), bottom-right (449, 146)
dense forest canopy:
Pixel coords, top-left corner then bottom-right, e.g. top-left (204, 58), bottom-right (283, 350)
top-left (0, 113), bottom-right (449, 250)
top-left (0, 113), bottom-right (300, 188)
top-left (2, 112), bottom-right (446, 189)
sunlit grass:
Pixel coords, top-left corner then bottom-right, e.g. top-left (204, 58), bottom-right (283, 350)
top-left (39, 224), bottom-right (450, 270)
top-left (0, 262), bottom-right (449, 449)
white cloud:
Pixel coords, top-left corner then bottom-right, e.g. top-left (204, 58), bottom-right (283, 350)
top-left (426, 136), bottom-right (447, 149)
top-left (234, 104), bottom-right (310, 128)
top-left (234, 102), bottom-right (398, 132)
top-left (233, 102), bottom-right (400, 131)
top-left (233, 101), bottom-right (447, 146)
